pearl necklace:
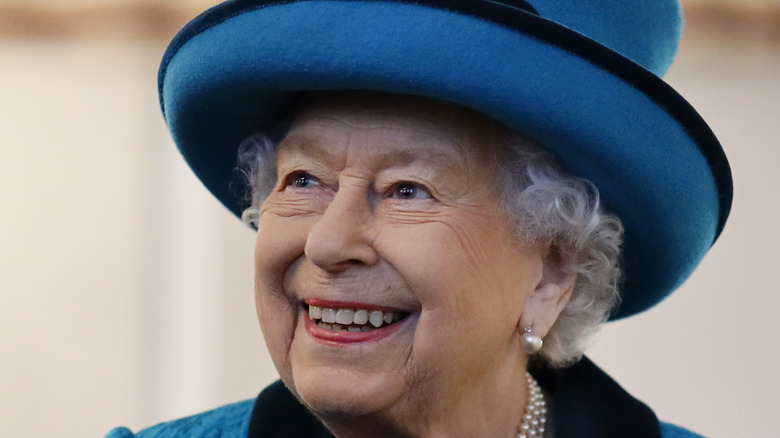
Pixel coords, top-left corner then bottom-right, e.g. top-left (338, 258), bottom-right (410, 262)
top-left (517, 372), bottom-right (547, 438)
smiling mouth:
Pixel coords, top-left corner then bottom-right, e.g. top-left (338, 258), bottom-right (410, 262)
top-left (306, 304), bottom-right (409, 333)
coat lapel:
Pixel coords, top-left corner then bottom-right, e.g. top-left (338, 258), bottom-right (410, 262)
top-left (535, 356), bottom-right (663, 438)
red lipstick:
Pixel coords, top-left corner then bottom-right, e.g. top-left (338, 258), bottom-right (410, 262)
top-left (303, 314), bottom-right (405, 344)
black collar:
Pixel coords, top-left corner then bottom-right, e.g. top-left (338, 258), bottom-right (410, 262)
top-left (534, 356), bottom-right (662, 438)
top-left (247, 357), bottom-right (661, 438)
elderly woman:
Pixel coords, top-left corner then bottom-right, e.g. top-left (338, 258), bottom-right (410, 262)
top-left (107, 0), bottom-right (731, 437)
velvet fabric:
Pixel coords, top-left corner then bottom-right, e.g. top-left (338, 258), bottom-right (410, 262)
top-left (158, 0), bottom-right (732, 319)
top-left (104, 358), bottom-right (706, 438)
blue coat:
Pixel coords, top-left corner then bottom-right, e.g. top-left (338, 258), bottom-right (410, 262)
top-left (106, 357), bottom-right (704, 438)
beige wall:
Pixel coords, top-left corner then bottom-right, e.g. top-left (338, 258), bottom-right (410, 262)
top-left (0, 38), bottom-right (277, 435)
top-left (1, 4), bottom-right (778, 438)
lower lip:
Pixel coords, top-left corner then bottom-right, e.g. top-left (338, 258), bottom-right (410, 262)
top-left (303, 313), bottom-right (407, 344)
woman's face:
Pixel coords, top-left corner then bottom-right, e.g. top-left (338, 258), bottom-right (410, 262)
top-left (254, 94), bottom-right (547, 434)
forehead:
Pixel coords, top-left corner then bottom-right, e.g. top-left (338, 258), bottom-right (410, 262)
top-left (278, 93), bottom-right (503, 164)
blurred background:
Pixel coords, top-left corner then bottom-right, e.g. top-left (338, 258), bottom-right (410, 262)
top-left (1, 0), bottom-right (778, 436)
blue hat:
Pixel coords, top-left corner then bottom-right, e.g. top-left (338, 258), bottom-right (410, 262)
top-left (159, 0), bottom-right (732, 319)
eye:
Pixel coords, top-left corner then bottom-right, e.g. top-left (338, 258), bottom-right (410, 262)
top-left (390, 182), bottom-right (432, 200)
top-left (284, 171), bottom-right (319, 189)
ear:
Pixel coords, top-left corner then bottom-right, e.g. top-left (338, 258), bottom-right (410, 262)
top-left (520, 249), bottom-right (577, 338)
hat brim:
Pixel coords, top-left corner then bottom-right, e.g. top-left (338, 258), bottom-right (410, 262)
top-left (159, 0), bottom-right (732, 319)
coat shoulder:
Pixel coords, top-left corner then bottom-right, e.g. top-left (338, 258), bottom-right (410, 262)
top-left (104, 399), bottom-right (255, 438)
top-left (661, 422), bottom-right (706, 438)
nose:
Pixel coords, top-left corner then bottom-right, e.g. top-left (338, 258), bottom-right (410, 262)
top-left (304, 184), bottom-right (378, 271)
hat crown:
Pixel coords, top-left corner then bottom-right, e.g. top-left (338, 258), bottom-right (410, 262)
top-left (530, 0), bottom-right (682, 75)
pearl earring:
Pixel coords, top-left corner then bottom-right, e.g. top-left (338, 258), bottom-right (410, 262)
top-left (522, 326), bottom-right (543, 354)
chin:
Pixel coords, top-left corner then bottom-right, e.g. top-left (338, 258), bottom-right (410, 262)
top-left (288, 365), bottom-right (403, 419)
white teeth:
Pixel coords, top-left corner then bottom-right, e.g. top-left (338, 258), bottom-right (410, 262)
top-left (369, 310), bottom-right (384, 328)
top-left (309, 305), bottom-right (405, 331)
top-left (353, 309), bottom-right (369, 325)
top-left (336, 309), bottom-right (354, 325)
top-left (321, 308), bottom-right (336, 323)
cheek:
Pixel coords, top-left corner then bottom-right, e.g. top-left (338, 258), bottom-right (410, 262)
top-left (254, 212), bottom-right (311, 375)
top-left (380, 214), bottom-right (541, 362)
top-left (387, 213), bottom-right (536, 308)
top-left (387, 217), bottom-right (538, 378)
top-left (254, 210), bottom-right (312, 292)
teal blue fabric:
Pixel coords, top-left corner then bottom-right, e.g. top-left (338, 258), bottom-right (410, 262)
top-left (661, 422), bottom-right (706, 438)
top-left (159, 0), bottom-right (732, 319)
top-left (104, 399), bottom-right (253, 438)
top-left (531, 0), bottom-right (682, 75)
